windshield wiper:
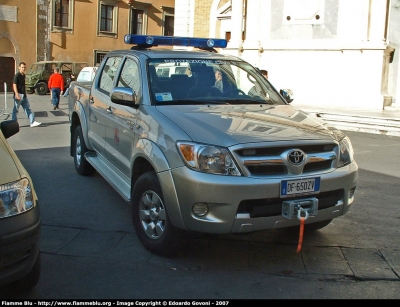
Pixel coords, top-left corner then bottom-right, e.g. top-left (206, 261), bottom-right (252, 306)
top-left (162, 100), bottom-right (228, 105)
top-left (224, 99), bottom-right (274, 105)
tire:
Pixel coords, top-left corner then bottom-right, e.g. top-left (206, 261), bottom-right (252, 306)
top-left (72, 125), bottom-right (96, 176)
top-left (34, 82), bottom-right (48, 95)
top-left (131, 171), bottom-right (187, 257)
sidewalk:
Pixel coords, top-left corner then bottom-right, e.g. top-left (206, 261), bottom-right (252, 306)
top-left (1, 92), bottom-right (400, 137)
top-left (292, 102), bottom-right (400, 137)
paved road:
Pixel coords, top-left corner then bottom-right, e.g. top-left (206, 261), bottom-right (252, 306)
top-left (1, 93), bottom-right (400, 299)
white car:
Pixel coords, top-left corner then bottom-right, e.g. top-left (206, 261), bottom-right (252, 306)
top-left (76, 66), bottom-right (98, 83)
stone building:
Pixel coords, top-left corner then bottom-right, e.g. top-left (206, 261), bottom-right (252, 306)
top-left (175, 0), bottom-right (400, 110)
top-left (0, 0), bottom-right (174, 92)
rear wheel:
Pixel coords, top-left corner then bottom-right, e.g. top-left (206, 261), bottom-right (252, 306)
top-left (34, 82), bottom-right (48, 95)
top-left (72, 125), bottom-right (96, 176)
top-left (131, 171), bottom-right (187, 257)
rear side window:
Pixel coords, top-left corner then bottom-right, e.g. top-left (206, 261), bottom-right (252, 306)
top-left (99, 56), bottom-right (122, 94)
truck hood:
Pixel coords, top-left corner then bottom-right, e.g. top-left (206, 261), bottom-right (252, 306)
top-left (156, 104), bottom-right (339, 146)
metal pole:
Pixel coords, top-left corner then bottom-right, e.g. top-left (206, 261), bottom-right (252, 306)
top-left (1, 82), bottom-right (11, 118)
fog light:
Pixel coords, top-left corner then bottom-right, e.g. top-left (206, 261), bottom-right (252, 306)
top-left (192, 203), bottom-right (208, 217)
top-left (349, 187), bottom-right (356, 198)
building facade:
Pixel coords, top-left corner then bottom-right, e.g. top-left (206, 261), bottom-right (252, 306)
top-left (0, 0), bottom-right (43, 92)
top-left (175, 0), bottom-right (400, 110)
top-left (0, 0), bottom-right (174, 92)
top-left (1, 0), bottom-right (399, 111)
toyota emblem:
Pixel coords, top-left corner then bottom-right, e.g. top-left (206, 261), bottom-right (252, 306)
top-left (288, 149), bottom-right (305, 165)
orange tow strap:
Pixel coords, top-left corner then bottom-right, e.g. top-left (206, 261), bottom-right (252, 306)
top-left (296, 217), bottom-right (305, 253)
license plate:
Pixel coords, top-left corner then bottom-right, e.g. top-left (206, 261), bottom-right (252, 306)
top-left (280, 177), bottom-right (320, 198)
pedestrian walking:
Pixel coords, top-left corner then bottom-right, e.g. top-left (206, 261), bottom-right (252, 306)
top-left (12, 62), bottom-right (41, 128)
top-left (48, 67), bottom-right (64, 110)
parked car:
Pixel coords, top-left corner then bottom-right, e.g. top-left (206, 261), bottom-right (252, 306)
top-left (25, 61), bottom-right (87, 95)
top-left (0, 120), bottom-right (41, 291)
top-left (76, 66), bottom-right (98, 84)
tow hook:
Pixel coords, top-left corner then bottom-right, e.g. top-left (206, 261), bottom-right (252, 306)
top-left (296, 206), bottom-right (309, 221)
top-left (281, 198), bottom-right (318, 253)
top-left (282, 198), bottom-right (318, 219)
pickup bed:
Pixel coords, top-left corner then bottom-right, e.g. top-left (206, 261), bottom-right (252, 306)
top-left (68, 35), bottom-right (358, 256)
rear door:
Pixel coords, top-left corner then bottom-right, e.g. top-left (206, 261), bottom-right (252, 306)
top-left (103, 56), bottom-right (141, 178)
top-left (88, 56), bottom-right (123, 154)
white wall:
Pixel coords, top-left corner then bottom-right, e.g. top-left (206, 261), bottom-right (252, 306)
top-left (175, 0), bottom-right (396, 110)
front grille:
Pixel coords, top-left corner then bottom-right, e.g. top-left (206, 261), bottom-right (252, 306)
top-left (233, 142), bottom-right (338, 177)
top-left (0, 248), bottom-right (31, 273)
top-left (237, 189), bottom-right (344, 218)
top-left (247, 164), bottom-right (285, 175)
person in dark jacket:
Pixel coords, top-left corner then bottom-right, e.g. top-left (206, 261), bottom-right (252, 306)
top-left (12, 62), bottom-right (41, 127)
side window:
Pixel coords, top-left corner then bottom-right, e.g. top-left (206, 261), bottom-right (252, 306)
top-left (161, 7), bottom-right (174, 36)
top-left (117, 58), bottom-right (140, 95)
top-left (164, 15), bottom-right (174, 36)
top-left (61, 63), bottom-right (72, 73)
top-left (131, 9), bottom-right (144, 34)
top-left (47, 64), bottom-right (55, 74)
top-left (99, 57), bottom-right (122, 94)
top-left (94, 51), bottom-right (108, 66)
top-left (98, 1), bottom-right (118, 37)
top-left (100, 5), bottom-right (113, 31)
top-left (61, 63), bottom-right (72, 80)
top-left (52, 0), bottom-right (73, 31)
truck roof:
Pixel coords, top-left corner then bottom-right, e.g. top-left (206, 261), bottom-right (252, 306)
top-left (107, 48), bottom-right (240, 61)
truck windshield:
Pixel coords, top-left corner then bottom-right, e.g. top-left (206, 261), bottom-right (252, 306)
top-left (147, 59), bottom-right (285, 106)
top-left (28, 64), bottom-right (45, 74)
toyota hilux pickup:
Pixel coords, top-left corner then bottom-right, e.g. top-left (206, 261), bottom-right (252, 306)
top-left (68, 35), bottom-right (358, 256)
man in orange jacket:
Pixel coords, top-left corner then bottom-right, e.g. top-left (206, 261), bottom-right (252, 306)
top-left (48, 67), bottom-right (64, 110)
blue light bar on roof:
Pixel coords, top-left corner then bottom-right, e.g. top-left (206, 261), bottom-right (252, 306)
top-left (124, 34), bottom-right (228, 49)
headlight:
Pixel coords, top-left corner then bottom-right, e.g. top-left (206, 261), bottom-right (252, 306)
top-left (177, 142), bottom-right (241, 176)
top-left (0, 178), bottom-right (34, 218)
top-left (338, 136), bottom-right (354, 168)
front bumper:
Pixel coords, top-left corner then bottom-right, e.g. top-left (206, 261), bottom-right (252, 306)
top-left (166, 162), bottom-right (358, 233)
top-left (0, 203), bottom-right (41, 286)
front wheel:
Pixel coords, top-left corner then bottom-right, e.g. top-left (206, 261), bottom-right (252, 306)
top-left (72, 125), bottom-right (96, 176)
top-left (131, 171), bottom-right (187, 257)
top-left (35, 82), bottom-right (48, 95)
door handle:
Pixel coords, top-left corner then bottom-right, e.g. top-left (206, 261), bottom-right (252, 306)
top-left (106, 106), bottom-right (113, 114)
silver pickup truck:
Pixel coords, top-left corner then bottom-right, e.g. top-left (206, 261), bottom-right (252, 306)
top-left (68, 35), bottom-right (358, 256)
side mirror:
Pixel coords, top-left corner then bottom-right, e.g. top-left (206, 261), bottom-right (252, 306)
top-left (0, 120), bottom-right (19, 139)
top-left (110, 87), bottom-right (138, 107)
top-left (280, 89), bottom-right (294, 103)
